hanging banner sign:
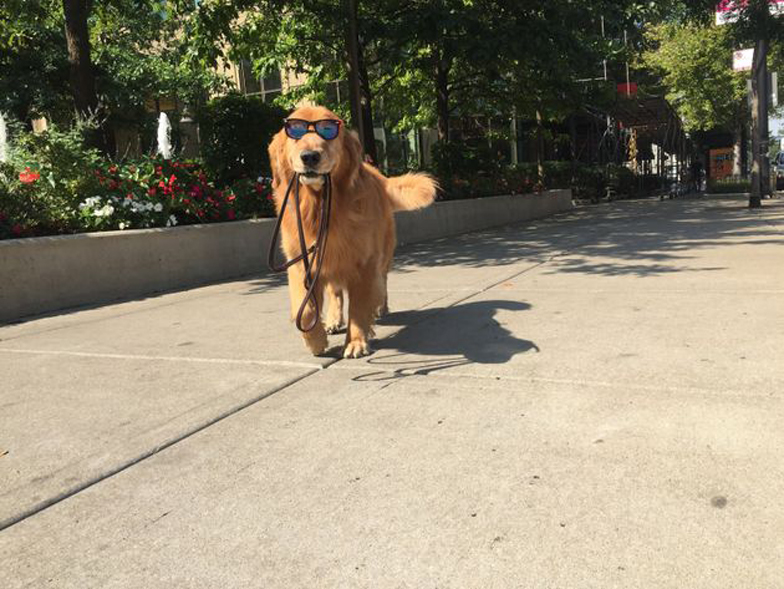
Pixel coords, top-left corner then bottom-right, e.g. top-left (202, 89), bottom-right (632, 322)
top-left (717, 0), bottom-right (784, 25)
top-left (733, 48), bottom-right (754, 71)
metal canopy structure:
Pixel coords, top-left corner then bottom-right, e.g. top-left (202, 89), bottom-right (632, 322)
top-left (612, 95), bottom-right (692, 184)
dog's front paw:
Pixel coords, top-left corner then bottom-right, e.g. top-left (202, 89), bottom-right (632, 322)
top-left (343, 339), bottom-right (371, 359)
top-left (303, 329), bottom-right (328, 356)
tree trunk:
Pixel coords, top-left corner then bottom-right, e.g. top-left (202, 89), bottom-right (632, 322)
top-left (342, 0), bottom-right (376, 163)
top-left (63, 0), bottom-right (97, 116)
top-left (750, 36), bottom-right (767, 208)
top-left (62, 0), bottom-right (112, 153)
top-left (435, 51), bottom-right (450, 143)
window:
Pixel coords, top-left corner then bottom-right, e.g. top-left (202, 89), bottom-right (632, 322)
top-left (261, 70), bottom-right (282, 103)
top-left (238, 60), bottom-right (261, 95)
top-left (325, 80), bottom-right (349, 110)
top-left (237, 61), bottom-right (283, 103)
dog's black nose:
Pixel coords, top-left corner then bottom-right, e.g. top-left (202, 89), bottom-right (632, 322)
top-left (300, 150), bottom-right (321, 168)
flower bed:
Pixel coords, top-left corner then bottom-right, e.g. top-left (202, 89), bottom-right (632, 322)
top-left (1, 156), bottom-right (275, 240)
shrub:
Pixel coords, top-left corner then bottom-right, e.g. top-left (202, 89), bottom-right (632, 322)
top-left (0, 121), bottom-right (103, 236)
top-left (571, 164), bottom-right (605, 200)
top-left (198, 93), bottom-right (286, 186)
top-left (707, 178), bottom-right (751, 193)
top-left (430, 141), bottom-right (505, 183)
top-left (74, 157), bottom-right (275, 232)
top-left (1, 136), bottom-right (276, 239)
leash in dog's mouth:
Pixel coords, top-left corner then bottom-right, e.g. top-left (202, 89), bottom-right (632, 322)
top-left (268, 172), bottom-right (333, 333)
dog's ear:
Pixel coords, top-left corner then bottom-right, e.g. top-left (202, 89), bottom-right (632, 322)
top-left (336, 129), bottom-right (364, 186)
top-left (267, 129), bottom-right (291, 190)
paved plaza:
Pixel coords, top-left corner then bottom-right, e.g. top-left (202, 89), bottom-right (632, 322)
top-left (2, 195), bottom-right (783, 588)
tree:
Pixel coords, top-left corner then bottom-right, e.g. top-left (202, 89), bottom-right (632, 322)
top-left (0, 0), bottom-right (71, 123)
top-left (641, 24), bottom-right (747, 132)
top-left (1, 0), bottom-right (228, 153)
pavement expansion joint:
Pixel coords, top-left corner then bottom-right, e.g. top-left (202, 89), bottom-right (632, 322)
top-left (0, 348), bottom-right (325, 371)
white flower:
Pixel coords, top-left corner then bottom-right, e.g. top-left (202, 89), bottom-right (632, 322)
top-left (80, 196), bottom-right (101, 210)
top-left (146, 202), bottom-right (154, 212)
top-left (94, 204), bottom-right (114, 217)
top-left (166, 214), bottom-right (178, 227)
top-left (153, 203), bottom-right (163, 212)
top-left (118, 222), bottom-right (127, 230)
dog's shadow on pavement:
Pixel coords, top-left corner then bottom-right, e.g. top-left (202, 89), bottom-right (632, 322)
top-left (356, 300), bottom-right (539, 382)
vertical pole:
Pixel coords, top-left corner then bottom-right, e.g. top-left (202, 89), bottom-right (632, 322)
top-left (751, 36), bottom-right (768, 208)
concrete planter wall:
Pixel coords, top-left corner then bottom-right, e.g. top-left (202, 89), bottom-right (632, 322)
top-left (0, 189), bottom-right (572, 322)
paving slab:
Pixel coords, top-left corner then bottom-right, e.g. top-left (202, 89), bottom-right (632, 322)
top-left (1, 367), bottom-right (782, 588)
top-left (0, 350), bottom-right (317, 530)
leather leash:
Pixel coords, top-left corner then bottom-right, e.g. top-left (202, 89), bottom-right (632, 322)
top-left (268, 173), bottom-right (332, 332)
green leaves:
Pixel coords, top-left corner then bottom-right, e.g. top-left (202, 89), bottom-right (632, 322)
top-left (641, 22), bottom-right (747, 131)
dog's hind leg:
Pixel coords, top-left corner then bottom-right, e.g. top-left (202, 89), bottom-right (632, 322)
top-left (376, 272), bottom-right (389, 318)
top-left (287, 265), bottom-right (327, 356)
top-left (324, 282), bottom-right (345, 334)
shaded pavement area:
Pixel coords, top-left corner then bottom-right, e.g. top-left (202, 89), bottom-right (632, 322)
top-left (2, 195), bottom-right (784, 587)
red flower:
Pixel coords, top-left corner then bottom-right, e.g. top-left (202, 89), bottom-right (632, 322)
top-left (148, 188), bottom-right (157, 197)
top-left (227, 194), bottom-right (236, 202)
top-left (19, 167), bottom-right (40, 184)
top-left (109, 166), bottom-right (118, 174)
top-left (227, 210), bottom-right (236, 220)
top-left (109, 180), bottom-right (119, 190)
top-left (11, 224), bottom-right (24, 236)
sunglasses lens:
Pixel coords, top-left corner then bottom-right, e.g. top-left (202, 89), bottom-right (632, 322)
top-left (315, 120), bottom-right (340, 140)
top-left (285, 120), bottom-right (308, 139)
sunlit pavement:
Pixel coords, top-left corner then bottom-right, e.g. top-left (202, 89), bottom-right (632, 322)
top-left (2, 194), bottom-right (783, 588)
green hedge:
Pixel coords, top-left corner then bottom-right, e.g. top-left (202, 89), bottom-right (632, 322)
top-left (707, 178), bottom-right (751, 194)
top-left (198, 93), bottom-right (286, 185)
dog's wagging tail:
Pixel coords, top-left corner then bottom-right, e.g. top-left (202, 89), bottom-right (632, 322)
top-left (268, 105), bottom-right (437, 358)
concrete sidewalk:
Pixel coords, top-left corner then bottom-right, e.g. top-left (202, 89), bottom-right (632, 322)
top-left (2, 195), bottom-right (784, 587)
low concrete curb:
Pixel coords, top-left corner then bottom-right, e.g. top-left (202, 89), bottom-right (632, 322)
top-left (0, 190), bottom-right (572, 322)
top-left (395, 189), bottom-right (572, 245)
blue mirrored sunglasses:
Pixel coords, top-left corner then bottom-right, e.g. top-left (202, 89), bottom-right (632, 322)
top-left (284, 118), bottom-right (342, 141)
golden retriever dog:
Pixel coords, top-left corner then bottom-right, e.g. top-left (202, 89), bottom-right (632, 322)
top-left (268, 105), bottom-right (437, 358)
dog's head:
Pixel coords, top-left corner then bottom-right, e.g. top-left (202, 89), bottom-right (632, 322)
top-left (268, 105), bottom-right (363, 190)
